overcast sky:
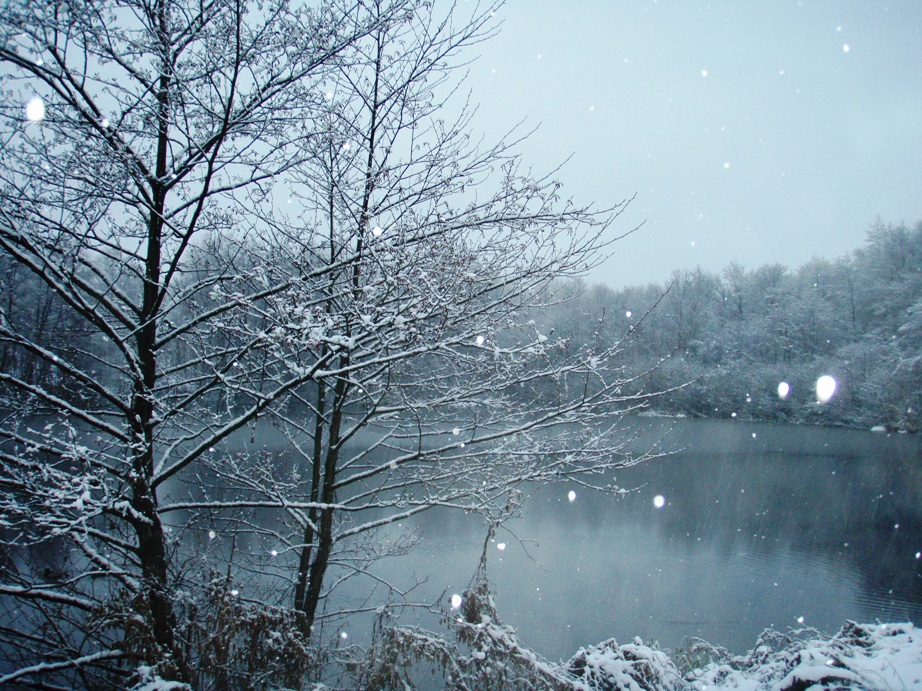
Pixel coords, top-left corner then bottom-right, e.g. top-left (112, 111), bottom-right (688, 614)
top-left (462, 0), bottom-right (922, 289)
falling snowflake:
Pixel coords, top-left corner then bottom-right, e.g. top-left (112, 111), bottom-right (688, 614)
top-left (567, 490), bottom-right (576, 503)
top-left (475, 335), bottom-right (485, 346)
top-left (653, 495), bottom-right (665, 508)
top-left (778, 381), bottom-right (790, 399)
top-left (25, 97), bottom-right (45, 122)
top-left (497, 542), bottom-right (506, 551)
top-left (451, 594), bottom-right (463, 609)
top-left (208, 530), bottom-right (216, 540)
top-left (816, 375), bottom-right (837, 403)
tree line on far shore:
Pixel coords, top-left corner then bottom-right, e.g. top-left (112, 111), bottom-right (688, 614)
top-left (539, 220), bottom-right (922, 432)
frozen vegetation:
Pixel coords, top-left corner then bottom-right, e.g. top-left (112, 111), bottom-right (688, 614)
top-left (128, 570), bottom-right (922, 690)
top-left (567, 620), bottom-right (922, 691)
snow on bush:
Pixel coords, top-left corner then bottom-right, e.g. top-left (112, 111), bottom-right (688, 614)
top-left (353, 618), bottom-right (922, 690)
top-left (567, 637), bottom-right (682, 691)
top-left (686, 621), bottom-right (922, 690)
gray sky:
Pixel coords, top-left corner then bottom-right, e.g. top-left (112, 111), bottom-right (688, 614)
top-left (463, 0), bottom-right (922, 288)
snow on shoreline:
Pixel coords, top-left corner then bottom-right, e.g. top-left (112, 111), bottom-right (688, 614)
top-left (679, 621), bottom-right (921, 690)
top-left (568, 621), bottom-right (922, 690)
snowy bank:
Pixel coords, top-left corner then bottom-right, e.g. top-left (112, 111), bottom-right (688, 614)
top-left (680, 621), bottom-right (921, 690)
top-left (352, 616), bottom-right (922, 690)
top-left (566, 621), bottom-right (921, 690)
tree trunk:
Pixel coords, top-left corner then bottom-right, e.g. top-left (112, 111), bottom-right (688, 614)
top-left (296, 374), bottom-right (348, 636)
top-left (130, 0), bottom-right (183, 669)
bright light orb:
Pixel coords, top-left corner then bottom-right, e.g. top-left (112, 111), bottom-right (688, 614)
top-left (371, 226), bottom-right (383, 237)
top-left (653, 495), bottom-right (665, 508)
top-left (25, 97), bottom-right (45, 122)
top-left (625, 310), bottom-right (632, 318)
top-left (777, 381), bottom-right (790, 399)
top-left (475, 335), bottom-right (485, 346)
top-left (497, 542), bottom-right (506, 551)
top-left (816, 375), bottom-right (837, 403)
top-left (567, 490), bottom-right (576, 503)
top-left (450, 594), bottom-right (463, 609)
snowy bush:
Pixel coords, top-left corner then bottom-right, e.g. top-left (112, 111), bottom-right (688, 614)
top-left (566, 638), bottom-right (682, 691)
top-left (686, 621), bottom-right (922, 690)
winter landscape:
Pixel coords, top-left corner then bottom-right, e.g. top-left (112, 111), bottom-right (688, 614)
top-left (1, 0), bottom-right (921, 688)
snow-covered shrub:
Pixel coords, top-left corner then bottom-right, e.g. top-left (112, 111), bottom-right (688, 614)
top-left (687, 621), bottom-right (922, 690)
top-left (566, 637), bottom-right (682, 691)
top-left (354, 576), bottom-right (574, 690)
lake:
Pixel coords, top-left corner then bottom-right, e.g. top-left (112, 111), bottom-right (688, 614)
top-left (353, 417), bottom-right (922, 661)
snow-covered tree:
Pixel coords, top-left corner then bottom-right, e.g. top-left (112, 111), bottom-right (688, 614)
top-left (0, 0), bottom-right (408, 685)
top-left (0, 0), bottom-right (651, 686)
top-left (174, 0), bottom-right (650, 640)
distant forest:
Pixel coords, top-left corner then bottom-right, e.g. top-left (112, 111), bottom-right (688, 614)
top-left (539, 220), bottom-right (922, 432)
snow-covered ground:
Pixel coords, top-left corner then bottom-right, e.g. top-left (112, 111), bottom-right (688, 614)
top-left (685, 622), bottom-right (921, 690)
top-left (130, 620), bottom-right (921, 689)
top-left (572, 621), bottom-right (922, 690)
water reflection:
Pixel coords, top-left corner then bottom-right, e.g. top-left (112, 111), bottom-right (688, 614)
top-left (365, 418), bottom-right (922, 659)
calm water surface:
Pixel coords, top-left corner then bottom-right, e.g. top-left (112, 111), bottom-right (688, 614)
top-left (360, 418), bottom-right (922, 660)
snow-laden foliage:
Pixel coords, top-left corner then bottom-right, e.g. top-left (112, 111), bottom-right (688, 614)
top-left (567, 639), bottom-right (681, 691)
top-left (684, 621), bottom-right (922, 690)
top-left (348, 609), bottom-right (922, 691)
